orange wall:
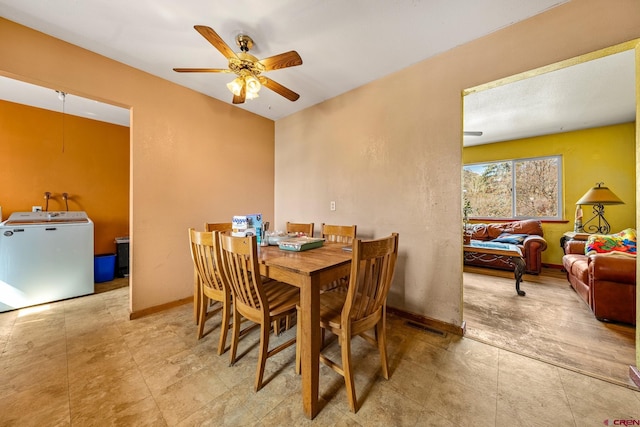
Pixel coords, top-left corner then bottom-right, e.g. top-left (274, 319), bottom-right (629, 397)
top-left (0, 18), bottom-right (275, 314)
top-left (0, 100), bottom-right (129, 254)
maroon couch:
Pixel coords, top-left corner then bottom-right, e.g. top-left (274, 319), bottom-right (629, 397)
top-left (563, 240), bottom-right (636, 325)
top-left (465, 219), bottom-right (548, 274)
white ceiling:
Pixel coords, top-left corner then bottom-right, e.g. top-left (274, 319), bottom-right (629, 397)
top-left (464, 49), bottom-right (637, 146)
top-left (0, 76), bottom-right (131, 126)
top-left (0, 0), bottom-right (635, 145)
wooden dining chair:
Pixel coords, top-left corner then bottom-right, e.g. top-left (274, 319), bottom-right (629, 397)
top-left (297, 233), bottom-right (399, 412)
top-left (218, 233), bottom-right (300, 392)
top-left (321, 223), bottom-right (357, 244)
top-left (188, 228), bottom-right (231, 355)
top-left (286, 221), bottom-right (314, 236)
top-left (204, 222), bottom-right (233, 232)
top-left (320, 223), bottom-right (357, 292)
top-left (193, 222), bottom-right (233, 323)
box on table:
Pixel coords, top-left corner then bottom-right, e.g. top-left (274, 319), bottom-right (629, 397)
top-left (232, 214), bottom-right (263, 244)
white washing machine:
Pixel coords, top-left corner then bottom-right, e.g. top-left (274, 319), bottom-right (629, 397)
top-left (0, 211), bottom-right (94, 312)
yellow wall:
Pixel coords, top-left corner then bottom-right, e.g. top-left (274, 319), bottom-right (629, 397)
top-left (0, 18), bottom-right (275, 314)
top-left (0, 100), bottom-right (129, 254)
top-left (463, 123), bottom-right (637, 266)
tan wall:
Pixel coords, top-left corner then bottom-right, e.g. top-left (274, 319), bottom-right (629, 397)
top-left (0, 100), bottom-right (129, 254)
top-left (0, 18), bottom-right (275, 313)
top-left (275, 0), bottom-right (640, 327)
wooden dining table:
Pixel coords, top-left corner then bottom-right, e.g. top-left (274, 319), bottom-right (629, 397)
top-left (257, 242), bottom-right (352, 419)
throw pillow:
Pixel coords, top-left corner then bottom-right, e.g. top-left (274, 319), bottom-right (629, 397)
top-left (492, 233), bottom-right (527, 245)
top-left (585, 228), bottom-right (637, 256)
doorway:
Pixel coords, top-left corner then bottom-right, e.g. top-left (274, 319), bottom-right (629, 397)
top-left (461, 41), bottom-right (639, 388)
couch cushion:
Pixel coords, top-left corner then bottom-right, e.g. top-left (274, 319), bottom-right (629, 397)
top-left (492, 233), bottom-right (527, 245)
top-left (585, 228), bottom-right (636, 256)
top-left (469, 219), bottom-right (544, 241)
top-left (503, 219), bottom-right (543, 236)
top-left (486, 224), bottom-right (505, 239)
top-left (563, 254), bottom-right (590, 284)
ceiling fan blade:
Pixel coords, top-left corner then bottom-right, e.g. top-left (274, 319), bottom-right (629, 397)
top-left (261, 77), bottom-right (300, 101)
top-left (233, 84), bottom-right (246, 104)
top-left (259, 51), bottom-right (303, 71)
top-left (173, 68), bottom-right (232, 73)
top-left (463, 131), bottom-right (483, 136)
top-left (194, 25), bottom-right (238, 59)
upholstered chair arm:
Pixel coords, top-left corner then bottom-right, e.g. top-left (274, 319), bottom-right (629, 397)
top-left (521, 235), bottom-right (547, 274)
top-left (588, 254), bottom-right (637, 285)
top-left (564, 240), bottom-right (586, 255)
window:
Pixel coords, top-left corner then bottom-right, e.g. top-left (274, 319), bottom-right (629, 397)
top-left (463, 156), bottom-right (562, 220)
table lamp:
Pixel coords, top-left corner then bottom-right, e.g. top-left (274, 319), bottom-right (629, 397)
top-left (575, 182), bottom-right (623, 234)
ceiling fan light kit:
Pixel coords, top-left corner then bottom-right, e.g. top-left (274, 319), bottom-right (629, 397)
top-left (174, 26), bottom-right (302, 105)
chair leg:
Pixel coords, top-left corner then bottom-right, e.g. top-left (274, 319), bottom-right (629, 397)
top-left (217, 296), bottom-right (231, 355)
top-left (377, 317), bottom-right (389, 380)
top-left (341, 332), bottom-right (358, 412)
top-left (194, 273), bottom-right (201, 324)
top-left (229, 308), bottom-right (242, 366)
top-left (255, 321), bottom-right (270, 392)
top-left (295, 307), bottom-right (301, 375)
top-left (272, 319), bottom-right (280, 336)
top-left (196, 294), bottom-right (207, 339)
top-left (285, 313), bottom-right (292, 331)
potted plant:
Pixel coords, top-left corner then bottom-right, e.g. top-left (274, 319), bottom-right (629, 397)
top-left (463, 197), bottom-right (474, 244)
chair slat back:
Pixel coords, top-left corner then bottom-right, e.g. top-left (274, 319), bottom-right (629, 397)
top-left (321, 224), bottom-right (357, 244)
top-left (286, 222), bottom-right (314, 236)
top-left (189, 229), bottom-right (226, 295)
top-left (343, 233), bottom-right (399, 323)
top-left (204, 222), bottom-right (233, 232)
top-left (218, 234), bottom-right (267, 319)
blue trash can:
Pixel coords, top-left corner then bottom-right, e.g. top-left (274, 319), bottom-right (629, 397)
top-left (94, 254), bottom-right (116, 283)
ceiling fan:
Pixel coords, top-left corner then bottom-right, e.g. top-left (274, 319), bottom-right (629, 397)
top-left (173, 25), bottom-right (303, 105)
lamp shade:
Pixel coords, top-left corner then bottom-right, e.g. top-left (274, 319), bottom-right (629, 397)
top-left (576, 182), bottom-right (623, 205)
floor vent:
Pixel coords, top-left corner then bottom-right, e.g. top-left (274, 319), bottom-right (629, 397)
top-left (405, 321), bottom-right (447, 337)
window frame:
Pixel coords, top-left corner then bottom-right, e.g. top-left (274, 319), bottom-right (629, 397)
top-left (463, 155), bottom-right (563, 221)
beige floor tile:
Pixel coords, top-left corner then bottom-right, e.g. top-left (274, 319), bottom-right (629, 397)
top-left (388, 330), bottom-right (446, 368)
top-left (413, 409), bottom-right (460, 427)
top-left (71, 395), bottom-right (166, 427)
top-left (68, 365), bottom-right (155, 423)
top-left (0, 381), bottom-right (70, 426)
top-left (558, 369), bottom-right (640, 425)
top-left (151, 365), bottom-right (229, 426)
top-left (66, 338), bottom-right (137, 382)
top-left (230, 359), bottom-right (302, 420)
top-left (423, 371), bottom-right (498, 427)
top-left (0, 352), bottom-right (68, 397)
top-left (259, 393), bottom-right (363, 427)
top-left (341, 381), bottom-right (425, 427)
top-left (176, 386), bottom-right (262, 427)
top-left (432, 337), bottom-right (500, 394)
top-left (125, 329), bottom-right (193, 368)
top-left (385, 357), bottom-right (437, 405)
top-left (496, 353), bottom-right (575, 426)
top-left (65, 323), bottom-right (124, 354)
top-left (139, 346), bottom-right (213, 393)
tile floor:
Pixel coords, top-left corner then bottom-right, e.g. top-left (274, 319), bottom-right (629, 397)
top-left (1, 286), bottom-right (639, 426)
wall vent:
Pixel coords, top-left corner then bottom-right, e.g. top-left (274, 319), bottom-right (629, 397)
top-left (405, 321), bottom-right (447, 337)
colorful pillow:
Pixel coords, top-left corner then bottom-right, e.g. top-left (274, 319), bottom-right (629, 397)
top-left (585, 228), bottom-right (636, 256)
top-left (492, 233), bottom-right (527, 245)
